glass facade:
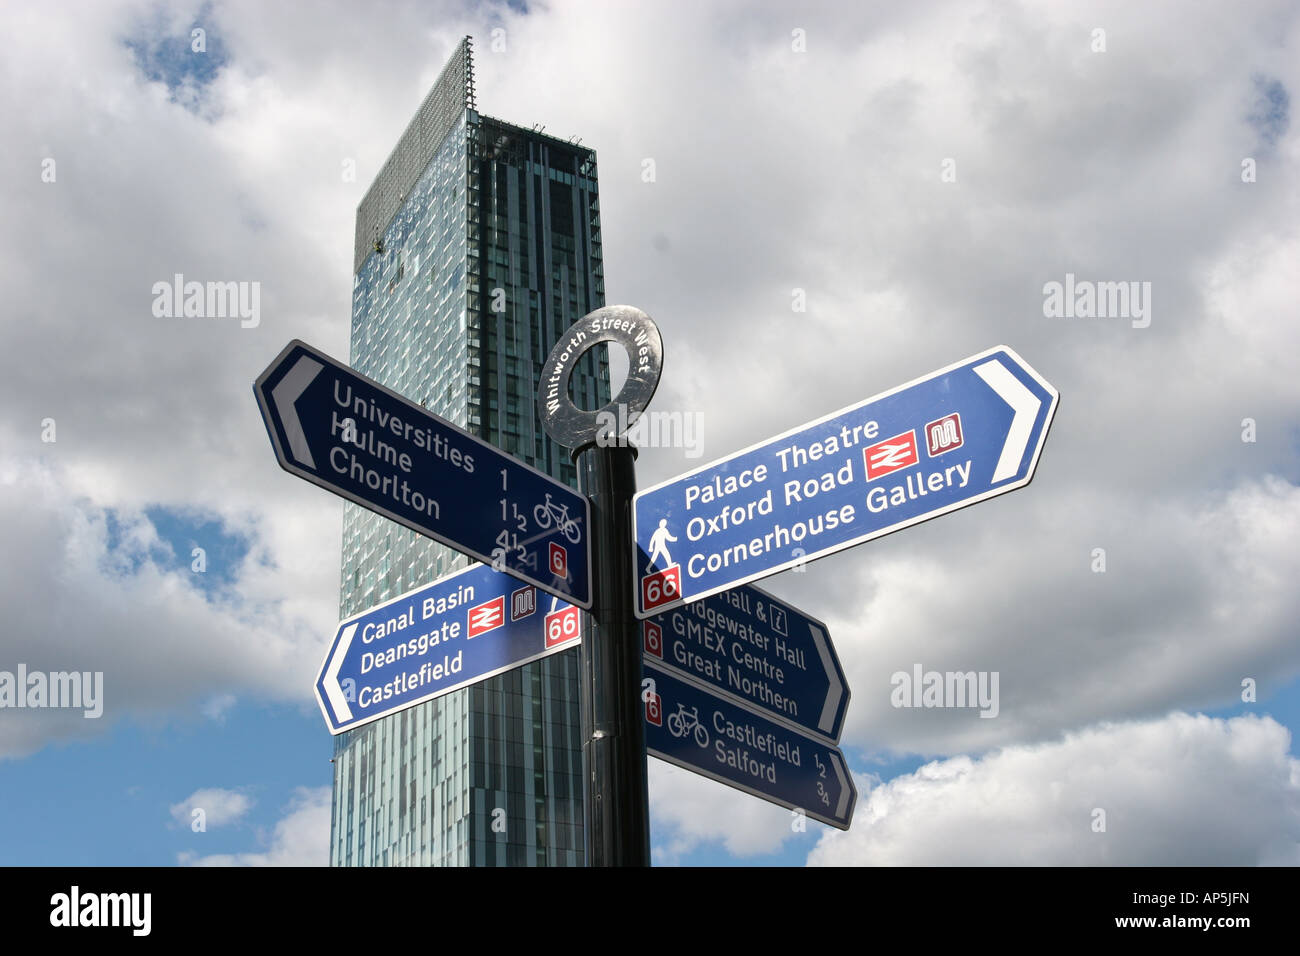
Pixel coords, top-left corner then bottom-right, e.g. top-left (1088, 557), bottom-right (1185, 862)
top-left (329, 37), bottom-right (608, 867)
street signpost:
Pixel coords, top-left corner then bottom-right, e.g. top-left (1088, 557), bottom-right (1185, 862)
top-left (263, 315), bottom-right (1059, 850)
top-left (641, 582), bottom-right (848, 743)
top-left (255, 339), bottom-right (591, 607)
top-left (315, 562), bottom-right (580, 734)
top-left (643, 662), bottom-right (856, 829)
top-left (633, 345), bottom-right (1058, 616)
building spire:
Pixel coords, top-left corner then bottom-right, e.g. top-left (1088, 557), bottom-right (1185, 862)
top-left (353, 35), bottom-right (480, 273)
top-left (464, 34), bottom-right (476, 111)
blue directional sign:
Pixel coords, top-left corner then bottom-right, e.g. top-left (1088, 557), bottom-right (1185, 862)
top-left (633, 345), bottom-right (1058, 616)
top-left (642, 583), bottom-right (848, 743)
top-left (316, 562), bottom-right (582, 734)
top-left (255, 339), bottom-right (591, 607)
top-left (643, 662), bottom-right (856, 829)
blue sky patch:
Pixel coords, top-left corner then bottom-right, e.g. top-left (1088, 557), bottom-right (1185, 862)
top-left (124, 2), bottom-right (229, 116)
top-left (1247, 74), bottom-right (1290, 152)
top-left (144, 505), bottom-right (250, 593)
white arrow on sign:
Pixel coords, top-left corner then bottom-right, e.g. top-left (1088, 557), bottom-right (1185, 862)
top-left (271, 356), bottom-right (323, 469)
top-left (975, 358), bottom-right (1042, 484)
top-left (323, 622), bottom-right (356, 723)
top-left (811, 623), bottom-right (843, 736)
top-left (830, 751), bottom-right (852, 819)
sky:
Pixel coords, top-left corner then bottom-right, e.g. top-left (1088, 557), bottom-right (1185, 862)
top-left (0, 0), bottom-right (1297, 867)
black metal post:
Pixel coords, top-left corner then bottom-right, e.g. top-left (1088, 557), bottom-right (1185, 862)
top-left (575, 441), bottom-right (650, 866)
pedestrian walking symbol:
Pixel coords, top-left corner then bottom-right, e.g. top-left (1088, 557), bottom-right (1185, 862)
top-left (646, 519), bottom-right (676, 571)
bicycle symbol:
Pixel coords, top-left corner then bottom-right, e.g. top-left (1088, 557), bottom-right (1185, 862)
top-left (666, 703), bottom-right (709, 749)
top-left (534, 493), bottom-right (582, 544)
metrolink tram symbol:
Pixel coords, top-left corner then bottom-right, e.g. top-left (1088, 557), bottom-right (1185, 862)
top-left (634, 345), bottom-right (1058, 615)
top-left (255, 339), bottom-right (591, 607)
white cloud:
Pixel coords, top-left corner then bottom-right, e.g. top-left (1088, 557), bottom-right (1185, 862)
top-left (649, 759), bottom-right (802, 862)
top-left (200, 693), bottom-right (238, 721)
top-left (810, 713), bottom-right (1300, 865)
top-left (169, 787), bottom-right (255, 828)
top-left (180, 786), bottom-right (330, 866)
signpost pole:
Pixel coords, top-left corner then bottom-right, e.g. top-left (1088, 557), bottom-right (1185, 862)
top-left (575, 441), bottom-right (650, 867)
top-left (537, 305), bottom-right (665, 867)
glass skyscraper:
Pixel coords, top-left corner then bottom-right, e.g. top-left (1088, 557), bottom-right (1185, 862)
top-left (329, 37), bottom-right (609, 866)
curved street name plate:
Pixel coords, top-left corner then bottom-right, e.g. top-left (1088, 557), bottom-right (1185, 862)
top-left (539, 305), bottom-right (663, 449)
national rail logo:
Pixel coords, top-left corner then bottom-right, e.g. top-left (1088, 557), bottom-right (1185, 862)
top-left (863, 430), bottom-right (919, 480)
top-left (467, 597), bottom-right (505, 638)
